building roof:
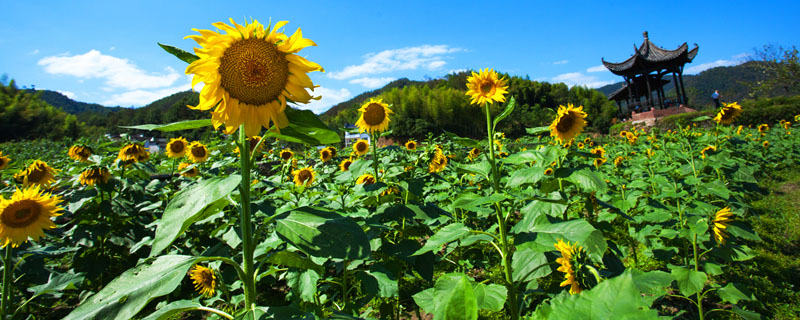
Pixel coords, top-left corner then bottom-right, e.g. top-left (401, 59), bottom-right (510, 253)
top-left (602, 31), bottom-right (698, 76)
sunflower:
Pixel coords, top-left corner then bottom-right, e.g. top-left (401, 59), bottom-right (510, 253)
top-left (762, 140), bottom-right (769, 149)
top-left (619, 130), bottom-right (629, 138)
top-left (68, 145), bottom-right (93, 162)
top-left (465, 68), bottom-right (509, 105)
top-left (178, 162), bottom-right (199, 178)
top-left (279, 149), bottom-right (294, 161)
top-left (736, 125), bottom-right (744, 135)
top-left (613, 156), bottom-right (624, 168)
top-left (576, 142), bottom-right (585, 149)
top-left (320, 147), bottom-right (334, 162)
top-left (189, 265), bottom-right (216, 297)
top-left (292, 167), bottom-right (315, 187)
top-left (593, 157), bottom-right (607, 167)
top-left (405, 140), bottom-right (417, 151)
top-left (625, 132), bottom-right (638, 144)
top-left (645, 148), bottom-right (656, 159)
top-left (497, 151), bottom-right (509, 158)
top-left (79, 167), bottom-right (110, 186)
top-left (0, 186), bottom-right (64, 247)
top-left (428, 149), bottom-right (448, 173)
top-left (356, 98), bottom-right (393, 134)
top-left (356, 174), bottom-right (376, 185)
top-left (165, 137), bottom-right (189, 158)
top-left (187, 141), bottom-right (210, 163)
top-left (185, 18), bottom-right (324, 136)
top-left (783, 121), bottom-right (791, 130)
top-left (758, 124), bottom-right (769, 135)
top-left (700, 145), bottom-right (717, 159)
top-left (117, 143), bottom-right (148, 163)
top-left (467, 147), bottom-right (481, 161)
top-left (544, 168), bottom-right (554, 176)
top-left (338, 158), bottom-right (354, 172)
top-left (713, 101), bottom-right (742, 125)
top-left (590, 146), bottom-right (605, 158)
top-left (0, 152), bottom-right (10, 170)
top-left (549, 104), bottom-right (587, 144)
top-left (353, 139), bottom-right (369, 156)
top-left (711, 207), bottom-right (734, 246)
top-left (19, 160), bottom-right (58, 187)
top-left (554, 239), bottom-right (583, 295)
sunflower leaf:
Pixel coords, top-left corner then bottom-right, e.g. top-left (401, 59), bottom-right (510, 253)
top-left (266, 108), bottom-right (340, 145)
top-left (526, 126), bottom-right (550, 135)
top-left (492, 96), bottom-right (516, 128)
top-left (120, 119), bottom-right (212, 132)
top-left (158, 43), bottom-right (199, 64)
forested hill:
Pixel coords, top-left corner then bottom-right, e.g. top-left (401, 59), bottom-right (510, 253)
top-left (595, 61), bottom-right (770, 107)
top-left (27, 89), bottom-right (122, 114)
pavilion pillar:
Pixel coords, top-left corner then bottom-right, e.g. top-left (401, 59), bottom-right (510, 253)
top-left (644, 73), bottom-right (653, 109)
top-left (672, 71), bottom-right (682, 104)
top-left (678, 66), bottom-right (688, 105)
top-left (625, 77), bottom-right (633, 112)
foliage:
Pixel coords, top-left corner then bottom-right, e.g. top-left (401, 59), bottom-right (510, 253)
top-left (0, 80), bottom-right (84, 142)
top-left (745, 44), bottom-right (800, 99)
top-left (652, 94), bottom-right (800, 130)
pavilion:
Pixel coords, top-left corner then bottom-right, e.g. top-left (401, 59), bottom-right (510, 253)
top-left (602, 31), bottom-right (698, 116)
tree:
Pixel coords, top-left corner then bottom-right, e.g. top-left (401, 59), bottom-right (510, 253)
top-left (747, 44), bottom-right (800, 98)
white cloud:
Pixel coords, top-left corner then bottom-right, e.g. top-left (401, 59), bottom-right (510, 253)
top-left (448, 68), bottom-right (467, 75)
top-left (586, 65), bottom-right (607, 73)
top-left (685, 53), bottom-right (748, 74)
top-left (102, 83), bottom-right (189, 107)
top-left (348, 77), bottom-right (396, 89)
top-left (57, 90), bottom-right (76, 99)
top-left (553, 60), bottom-right (569, 65)
top-left (328, 45), bottom-right (461, 80)
top-left (38, 50), bottom-right (180, 90)
top-left (109, 46), bottom-right (116, 51)
top-left (294, 87), bottom-right (352, 114)
top-left (551, 72), bottom-right (614, 88)
top-left (30, 49), bottom-right (39, 55)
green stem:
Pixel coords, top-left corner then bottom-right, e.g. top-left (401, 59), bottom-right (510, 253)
top-left (693, 234), bottom-right (705, 320)
top-left (237, 126), bottom-right (256, 311)
top-left (1, 245), bottom-right (12, 319)
top-left (342, 260), bottom-right (349, 310)
top-left (484, 103), bottom-right (500, 191)
top-left (370, 131), bottom-right (379, 181)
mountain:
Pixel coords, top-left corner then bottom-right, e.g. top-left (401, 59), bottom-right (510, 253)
top-left (27, 89), bottom-right (123, 114)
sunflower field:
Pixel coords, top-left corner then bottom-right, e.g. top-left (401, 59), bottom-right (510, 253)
top-left (1, 18), bottom-right (799, 320)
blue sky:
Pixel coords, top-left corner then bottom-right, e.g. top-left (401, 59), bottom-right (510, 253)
top-left (1, 0), bottom-right (798, 113)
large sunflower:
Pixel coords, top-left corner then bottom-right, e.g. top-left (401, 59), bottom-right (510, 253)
top-left (554, 239), bottom-right (583, 295)
top-left (713, 101), bottom-right (742, 125)
top-left (189, 264), bottom-right (216, 297)
top-left (117, 143), bottom-right (148, 164)
top-left (292, 167), bottom-right (315, 187)
top-left (0, 186), bottom-right (64, 247)
top-left (68, 145), bottom-right (93, 162)
top-left (465, 68), bottom-right (508, 105)
top-left (79, 167), bottom-right (110, 186)
top-left (549, 104), bottom-right (587, 144)
top-left (353, 139), bottom-right (369, 156)
top-left (320, 147), bottom-right (334, 162)
top-left (165, 137), bottom-right (189, 158)
top-left (185, 19), bottom-right (324, 136)
top-left (339, 158), bottom-right (354, 172)
top-left (0, 152), bottom-right (10, 170)
top-left (356, 98), bottom-right (393, 134)
top-left (712, 207), bottom-right (734, 246)
top-left (19, 160), bottom-right (58, 187)
top-left (187, 141), bottom-right (210, 163)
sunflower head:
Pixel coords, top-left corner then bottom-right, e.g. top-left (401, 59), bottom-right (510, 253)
top-left (279, 149), bottom-right (294, 161)
top-left (187, 142), bottom-right (210, 163)
top-left (0, 152), bottom-right (11, 170)
top-left (339, 158), bottom-right (354, 172)
top-left (428, 149), bottom-right (448, 173)
top-left (554, 239), bottom-right (583, 295)
top-left (549, 104), bottom-right (587, 144)
top-left (762, 140), bottom-right (769, 149)
top-left (783, 121), bottom-right (791, 130)
top-left (356, 98), bottom-right (393, 134)
top-left (19, 160), bottom-right (58, 188)
top-left (79, 167), bottom-right (110, 186)
top-left (713, 101), bottom-right (742, 125)
top-left (185, 18), bottom-right (324, 136)
top-left (758, 124), bottom-right (769, 135)
top-left (166, 137), bottom-right (189, 158)
top-left (593, 157), bottom-right (607, 167)
top-left (356, 173), bottom-right (376, 185)
top-left (0, 186), bottom-right (63, 247)
top-left (700, 145), bottom-right (717, 159)
top-left (178, 162), bottom-right (199, 178)
top-left (353, 139), bottom-right (369, 156)
top-left (68, 145), bottom-right (93, 162)
top-left (712, 207), bottom-right (734, 246)
top-left (625, 132), bottom-right (638, 144)
top-left (590, 146), bottom-right (606, 158)
top-left (544, 168), bottom-right (554, 176)
top-left (465, 68), bottom-right (509, 105)
top-left (320, 147), bottom-right (334, 162)
top-left (292, 167), bottom-right (315, 187)
top-left (467, 147), bottom-right (481, 161)
top-left (613, 156), bottom-right (624, 168)
top-left (189, 265), bottom-right (216, 297)
top-left (576, 142), bottom-right (585, 149)
top-left (405, 140), bottom-right (417, 151)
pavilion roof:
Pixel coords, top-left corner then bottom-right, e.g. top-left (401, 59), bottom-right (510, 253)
top-left (602, 31), bottom-right (698, 76)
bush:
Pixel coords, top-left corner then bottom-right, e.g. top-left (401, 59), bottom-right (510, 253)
top-left (654, 95), bottom-right (800, 130)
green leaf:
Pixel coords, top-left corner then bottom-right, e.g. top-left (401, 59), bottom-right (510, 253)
top-left (412, 288), bottom-right (435, 314)
top-left (151, 175), bottom-right (241, 257)
top-left (506, 167), bottom-right (545, 188)
top-left (564, 169), bottom-right (607, 193)
top-left (731, 306), bottom-right (761, 320)
top-left (362, 264), bottom-right (398, 298)
top-left (437, 275), bottom-right (478, 320)
top-left (158, 43), bottom-right (199, 64)
top-left (451, 192), bottom-right (506, 213)
top-left (718, 283), bottom-right (753, 304)
top-left (120, 119), bottom-right (212, 132)
top-left (502, 149), bottom-right (546, 165)
top-left (526, 126), bottom-right (550, 135)
top-left (63, 255), bottom-right (200, 320)
top-left (412, 223), bottom-right (470, 256)
top-left (492, 96), bottom-right (516, 128)
top-left (276, 206), bottom-right (370, 260)
top-left (692, 115), bottom-right (712, 121)
top-left (456, 161), bottom-right (492, 180)
top-left (670, 266), bottom-right (707, 296)
top-left (28, 272), bottom-right (85, 297)
top-left (265, 251), bottom-right (324, 275)
top-left (472, 283), bottom-right (507, 312)
top-left (530, 219), bottom-right (607, 260)
top-left (265, 108), bottom-right (340, 145)
top-left (286, 269), bottom-right (319, 302)
top-left (444, 130), bottom-right (480, 148)
top-left (511, 248), bottom-right (551, 282)
top-left (141, 300), bottom-right (203, 320)
top-left (233, 306), bottom-right (314, 320)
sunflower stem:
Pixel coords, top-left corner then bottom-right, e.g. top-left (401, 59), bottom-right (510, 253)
top-left (693, 234), bottom-right (705, 320)
top-left (1, 245), bottom-right (12, 319)
top-left (237, 126), bottom-right (256, 310)
top-left (370, 131), bottom-right (379, 181)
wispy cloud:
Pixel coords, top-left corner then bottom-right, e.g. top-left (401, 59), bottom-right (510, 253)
top-left (30, 49), bottom-right (39, 55)
top-left (586, 65), bottom-right (607, 73)
top-left (57, 90), bottom-right (75, 99)
top-left (685, 53), bottom-right (748, 74)
top-left (551, 72), bottom-right (614, 88)
top-left (348, 77), bottom-right (396, 89)
top-left (295, 87), bottom-right (353, 114)
top-left (553, 59), bottom-right (569, 65)
top-left (328, 45), bottom-right (461, 80)
top-left (38, 50), bottom-right (180, 90)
